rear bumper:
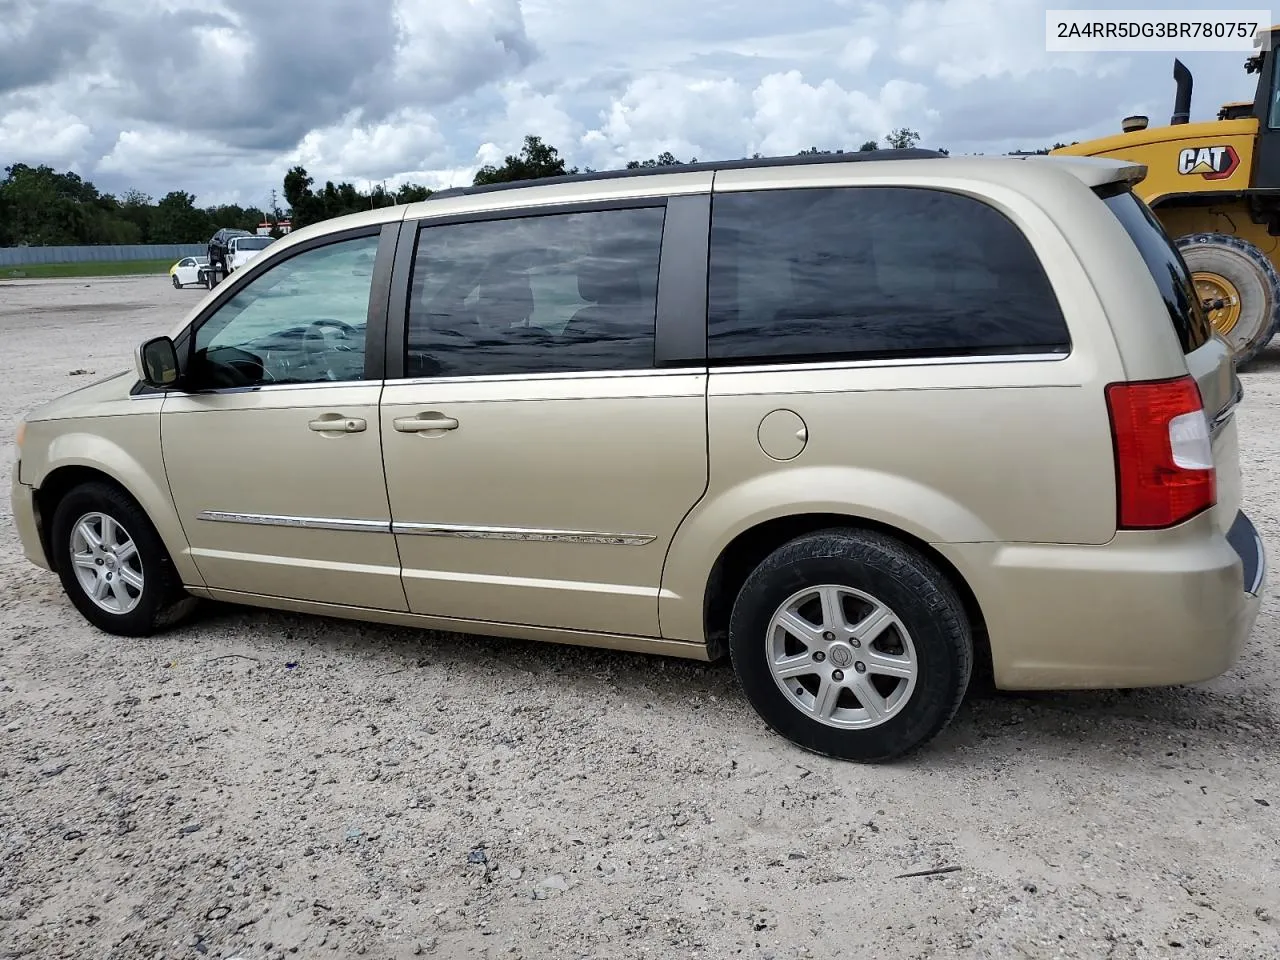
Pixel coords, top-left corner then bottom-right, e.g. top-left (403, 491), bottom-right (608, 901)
top-left (11, 469), bottom-right (50, 571)
top-left (937, 510), bottom-right (1266, 690)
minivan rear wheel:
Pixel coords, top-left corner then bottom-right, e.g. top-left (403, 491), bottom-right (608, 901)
top-left (728, 528), bottom-right (972, 762)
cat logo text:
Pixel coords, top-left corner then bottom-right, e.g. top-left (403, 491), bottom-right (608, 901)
top-left (1176, 145), bottom-right (1241, 180)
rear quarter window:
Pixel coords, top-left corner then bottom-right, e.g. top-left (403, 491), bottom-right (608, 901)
top-left (1100, 189), bottom-right (1212, 355)
top-left (706, 186), bottom-right (1070, 363)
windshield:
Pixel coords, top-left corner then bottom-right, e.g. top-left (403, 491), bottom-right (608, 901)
top-left (235, 237), bottom-right (272, 251)
top-left (1101, 189), bottom-right (1212, 354)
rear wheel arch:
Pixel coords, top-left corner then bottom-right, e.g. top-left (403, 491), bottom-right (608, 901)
top-left (701, 512), bottom-right (992, 688)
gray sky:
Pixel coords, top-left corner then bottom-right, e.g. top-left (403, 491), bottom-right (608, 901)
top-left (0, 0), bottom-right (1261, 209)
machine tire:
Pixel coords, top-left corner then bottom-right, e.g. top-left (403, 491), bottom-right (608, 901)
top-left (1176, 233), bottom-right (1280, 366)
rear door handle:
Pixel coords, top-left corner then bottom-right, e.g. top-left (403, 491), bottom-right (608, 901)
top-left (308, 415), bottom-right (367, 433)
top-left (393, 414), bottom-right (459, 433)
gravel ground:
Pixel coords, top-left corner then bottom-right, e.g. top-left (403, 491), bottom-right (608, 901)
top-left (1, 275), bottom-right (1278, 960)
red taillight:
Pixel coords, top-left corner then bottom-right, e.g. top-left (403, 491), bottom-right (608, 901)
top-left (1105, 375), bottom-right (1216, 530)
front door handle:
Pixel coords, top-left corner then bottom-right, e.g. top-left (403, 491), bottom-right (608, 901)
top-left (393, 414), bottom-right (459, 433)
top-left (308, 415), bottom-right (367, 433)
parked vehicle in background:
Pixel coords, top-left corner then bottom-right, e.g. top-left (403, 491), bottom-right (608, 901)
top-left (168, 256), bottom-right (208, 288)
top-left (10, 150), bottom-right (1266, 763)
top-left (226, 235), bottom-right (274, 273)
top-left (206, 228), bottom-right (253, 286)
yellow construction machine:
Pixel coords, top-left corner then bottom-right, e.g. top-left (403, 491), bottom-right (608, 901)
top-left (1054, 26), bottom-right (1280, 364)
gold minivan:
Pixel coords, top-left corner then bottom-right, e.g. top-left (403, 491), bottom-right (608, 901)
top-left (11, 150), bottom-right (1266, 761)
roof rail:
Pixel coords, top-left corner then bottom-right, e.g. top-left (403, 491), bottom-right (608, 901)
top-left (428, 148), bottom-right (948, 200)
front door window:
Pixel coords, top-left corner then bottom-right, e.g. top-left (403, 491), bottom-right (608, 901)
top-left (191, 234), bottom-right (379, 388)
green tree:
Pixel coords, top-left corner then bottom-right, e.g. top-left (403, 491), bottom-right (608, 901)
top-left (203, 203), bottom-right (265, 234)
top-left (279, 165), bottom-right (435, 229)
top-left (473, 135), bottom-right (575, 186)
top-left (116, 189), bottom-right (154, 242)
top-left (395, 182), bottom-right (433, 203)
top-left (858, 140), bottom-right (878, 151)
top-left (626, 151), bottom-right (692, 168)
top-left (0, 163), bottom-right (140, 244)
top-left (1007, 143), bottom-right (1069, 156)
top-left (283, 165), bottom-right (326, 229)
top-left (151, 191), bottom-right (211, 243)
top-left (884, 128), bottom-right (921, 149)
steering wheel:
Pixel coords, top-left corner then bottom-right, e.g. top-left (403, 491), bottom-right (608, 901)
top-left (302, 319), bottom-right (360, 377)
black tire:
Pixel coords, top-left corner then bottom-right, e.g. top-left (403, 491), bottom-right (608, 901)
top-left (728, 528), bottom-right (972, 763)
top-left (49, 481), bottom-right (196, 637)
top-left (171, 274), bottom-right (181, 289)
top-left (1176, 233), bottom-right (1280, 366)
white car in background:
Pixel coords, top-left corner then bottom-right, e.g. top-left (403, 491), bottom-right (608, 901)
top-left (226, 235), bottom-right (274, 273)
top-left (168, 256), bottom-right (208, 288)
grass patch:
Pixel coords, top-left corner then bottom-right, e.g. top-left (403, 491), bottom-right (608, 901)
top-left (0, 258), bottom-right (175, 280)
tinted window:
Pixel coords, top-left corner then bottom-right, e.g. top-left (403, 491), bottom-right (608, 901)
top-left (236, 237), bottom-right (273, 250)
top-left (190, 234), bottom-right (378, 388)
top-left (1102, 189), bottom-right (1211, 354)
top-left (405, 206), bottom-right (665, 378)
top-left (1271, 52), bottom-right (1280, 129)
top-left (707, 187), bottom-right (1069, 362)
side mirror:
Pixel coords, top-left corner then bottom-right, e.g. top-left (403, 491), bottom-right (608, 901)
top-left (134, 336), bottom-right (180, 388)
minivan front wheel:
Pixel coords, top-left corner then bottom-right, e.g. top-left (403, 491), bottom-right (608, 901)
top-left (729, 528), bottom-right (972, 762)
top-left (49, 481), bottom-right (196, 636)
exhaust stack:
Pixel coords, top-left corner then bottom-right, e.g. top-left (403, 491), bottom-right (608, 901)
top-left (1172, 58), bottom-right (1193, 125)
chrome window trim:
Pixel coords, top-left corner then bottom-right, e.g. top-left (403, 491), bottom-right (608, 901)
top-left (381, 354), bottom-right (1067, 388)
top-left (196, 511), bottom-right (654, 546)
top-left (150, 355), bottom-right (1065, 396)
top-left (386, 366), bottom-right (707, 388)
top-left (707, 352), bottom-right (1071, 375)
top-left (148, 379), bottom-right (381, 399)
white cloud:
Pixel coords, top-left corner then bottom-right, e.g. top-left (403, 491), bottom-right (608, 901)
top-left (578, 68), bottom-right (929, 164)
top-left (840, 36), bottom-right (878, 73)
top-left (391, 0), bottom-right (536, 101)
top-left (751, 71), bottom-right (928, 154)
top-left (0, 104), bottom-right (94, 169)
top-left (290, 108), bottom-right (446, 182)
top-left (586, 73), bottom-right (747, 167)
top-left (892, 0), bottom-right (1116, 86)
top-left (0, 0), bottom-right (1261, 207)
top-left (484, 81), bottom-right (581, 158)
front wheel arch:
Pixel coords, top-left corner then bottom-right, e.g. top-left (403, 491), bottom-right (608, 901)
top-left (47, 479), bottom-right (196, 635)
top-left (35, 466), bottom-right (160, 575)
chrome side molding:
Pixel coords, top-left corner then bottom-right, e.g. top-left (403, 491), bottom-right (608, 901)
top-left (198, 511), bottom-right (391, 534)
top-left (197, 511), bottom-right (654, 545)
top-left (392, 521), bottom-right (655, 546)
